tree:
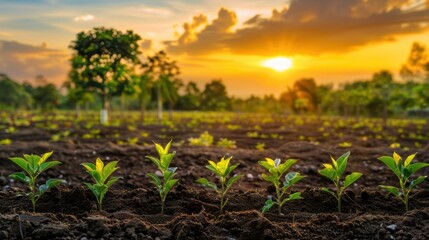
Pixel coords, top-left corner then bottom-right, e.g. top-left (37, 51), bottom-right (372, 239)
top-left (177, 81), bottom-right (201, 110)
top-left (142, 51), bottom-right (180, 123)
top-left (63, 78), bottom-right (95, 118)
top-left (24, 77), bottom-right (60, 111)
top-left (370, 70), bottom-right (394, 127)
top-left (132, 74), bottom-right (153, 123)
top-left (201, 79), bottom-right (231, 111)
top-left (69, 27), bottom-right (141, 124)
top-left (0, 73), bottom-right (32, 109)
top-left (400, 42), bottom-right (429, 82)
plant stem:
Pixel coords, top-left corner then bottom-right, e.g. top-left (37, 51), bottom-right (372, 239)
top-left (220, 178), bottom-right (225, 212)
top-left (276, 184), bottom-right (282, 214)
top-left (29, 177), bottom-right (36, 212)
top-left (336, 182), bottom-right (342, 213)
top-left (161, 192), bottom-right (165, 214)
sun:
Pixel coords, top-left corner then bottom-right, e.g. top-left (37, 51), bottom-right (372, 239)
top-left (262, 57), bottom-right (293, 72)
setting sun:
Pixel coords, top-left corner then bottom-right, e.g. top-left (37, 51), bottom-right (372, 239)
top-left (262, 57), bottom-right (293, 72)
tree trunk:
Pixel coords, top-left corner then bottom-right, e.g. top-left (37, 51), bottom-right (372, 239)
top-left (382, 103), bottom-right (387, 129)
top-left (169, 103), bottom-right (173, 120)
top-left (76, 104), bottom-right (81, 119)
top-left (157, 83), bottom-right (163, 123)
top-left (140, 96), bottom-right (146, 124)
top-left (101, 95), bottom-right (109, 125)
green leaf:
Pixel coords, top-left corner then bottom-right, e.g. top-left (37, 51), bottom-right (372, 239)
top-left (343, 172), bottom-right (363, 188)
top-left (84, 182), bottom-right (99, 198)
top-left (281, 192), bottom-right (303, 206)
top-left (206, 164), bottom-right (221, 176)
top-left (262, 199), bottom-right (275, 213)
top-left (409, 176), bottom-right (426, 189)
top-left (23, 154), bottom-right (39, 174)
top-left (319, 168), bottom-right (336, 181)
top-left (226, 175), bottom-right (241, 190)
top-left (404, 153), bottom-right (417, 167)
top-left (284, 172), bottom-right (305, 188)
top-left (106, 176), bottom-right (120, 188)
top-left (81, 163), bottom-right (96, 172)
top-left (155, 142), bottom-right (165, 155)
top-left (406, 163), bottom-right (429, 175)
top-left (90, 170), bottom-right (102, 183)
top-left (9, 172), bottom-right (30, 183)
top-left (336, 151), bottom-right (350, 177)
top-left (224, 163), bottom-right (239, 177)
top-left (94, 184), bottom-right (108, 199)
top-left (102, 161), bottom-right (119, 182)
top-left (274, 158), bottom-right (281, 168)
top-left (146, 156), bottom-right (161, 169)
top-left (279, 159), bottom-right (297, 175)
top-left (380, 185), bottom-right (400, 197)
top-left (164, 140), bottom-right (172, 154)
top-left (39, 179), bottom-right (65, 194)
top-left (164, 179), bottom-right (178, 193)
top-left (196, 178), bottom-right (218, 191)
top-left (322, 187), bottom-right (337, 198)
top-left (262, 174), bottom-right (278, 185)
top-left (259, 161), bottom-right (272, 171)
top-left (39, 161), bottom-right (62, 173)
top-left (38, 151), bottom-right (53, 166)
top-left (147, 173), bottom-right (162, 188)
top-left (379, 156), bottom-right (401, 179)
top-left (217, 156), bottom-right (231, 176)
top-left (160, 153), bottom-right (175, 170)
top-left (9, 157), bottom-right (30, 174)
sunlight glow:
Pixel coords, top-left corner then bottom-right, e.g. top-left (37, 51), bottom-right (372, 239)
top-left (262, 57), bottom-right (293, 72)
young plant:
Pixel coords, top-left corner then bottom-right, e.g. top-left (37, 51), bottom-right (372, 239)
top-left (196, 156), bottom-right (242, 212)
top-left (8, 151), bottom-right (65, 212)
top-left (259, 158), bottom-right (305, 214)
top-left (379, 152), bottom-right (429, 211)
top-left (82, 158), bottom-right (120, 210)
top-left (318, 151), bottom-right (362, 213)
top-left (146, 140), bottom-right (179, 214)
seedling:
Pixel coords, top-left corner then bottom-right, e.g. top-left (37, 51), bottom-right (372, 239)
top-left (259, 158), bottom-right (305, 214)
top-left (319, 151), bottom-right (362, 213)
top-left (82, 158), bottom-right (120, 210)
top-left (8, 151), bottom-right (65, 212)
top-left (146, 140), bottom-right (179, 214)
top-left (216, 138), bottom-right (236, 149)
top-left (196, 156), bottom-right (242, 212)
top-left (379, 152), bottom-right (429, 211)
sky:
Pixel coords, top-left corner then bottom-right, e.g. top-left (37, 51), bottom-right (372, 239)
top-left (1, 0), bottom-right (429, 97)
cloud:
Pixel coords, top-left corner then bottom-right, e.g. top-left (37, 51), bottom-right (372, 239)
top-left (0, 40), bottom-right (69, 84)
top-left (74, 14), bottom-right (94, 22)
top-left (165, 0), bottom-right (429, 56)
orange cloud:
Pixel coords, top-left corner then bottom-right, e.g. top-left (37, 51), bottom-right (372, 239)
top-left (165, 0), bottom-right (429, 56)
top-left (0, 40), bottom-right (69, 84)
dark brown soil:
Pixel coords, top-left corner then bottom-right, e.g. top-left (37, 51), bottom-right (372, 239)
top-left (1, 112), bottom-right (429, 239)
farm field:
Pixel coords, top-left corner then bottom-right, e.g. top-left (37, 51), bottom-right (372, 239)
top-left (1, 112), bottom-right (429, 239)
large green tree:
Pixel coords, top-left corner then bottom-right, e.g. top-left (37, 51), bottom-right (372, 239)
top-left (69, 27), bottom-right (141, 124)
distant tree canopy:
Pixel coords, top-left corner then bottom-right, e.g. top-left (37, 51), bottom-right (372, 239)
top-left (400, 42), bottom-right (429, 82)
top-left (141, 50), bottom-right (180, 122)
top-left (0, 73), bottom-right (32, 109)
top-left (69, 27), bottom-right (141, 123)
top-left (201, 79), bottom-right (231, 111)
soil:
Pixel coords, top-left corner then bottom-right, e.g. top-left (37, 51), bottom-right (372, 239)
top-left (1, 112), bottom-right (429, 239)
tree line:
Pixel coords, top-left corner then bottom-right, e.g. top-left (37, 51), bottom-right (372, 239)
top-left (0, 27), bottom-right (428, 123)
